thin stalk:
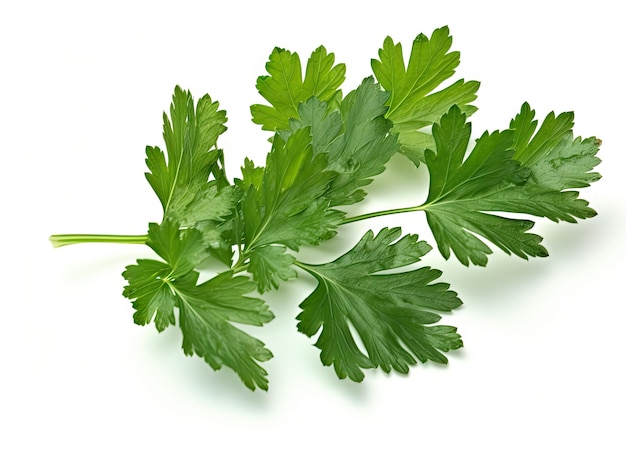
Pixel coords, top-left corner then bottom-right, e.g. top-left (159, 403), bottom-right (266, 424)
top-left (49, 233), bottom-right (148, 248)
top-left (232, 263), bottom-right (250, 275)
top-left (340, 204), bottom-right (425, 225)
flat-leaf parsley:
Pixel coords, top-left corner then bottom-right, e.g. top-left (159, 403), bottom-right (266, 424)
top-left (50, 27), bottom-right (601, 391)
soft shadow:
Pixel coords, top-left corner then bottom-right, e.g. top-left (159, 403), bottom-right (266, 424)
top-left (138, 327), bottom-right (276, 411)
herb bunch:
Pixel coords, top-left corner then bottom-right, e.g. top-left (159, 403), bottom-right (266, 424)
top-left (50, 27), bottom-right (601, 390)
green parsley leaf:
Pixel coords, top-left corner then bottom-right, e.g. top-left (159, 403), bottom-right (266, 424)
top-left (372, 26), bottom-right (480, 164)
top-left (494, 103), bottom-right (602, 222)
top-left (241, 126), bottom-right (343, 290)
top-left (122, 259), bottom-right (179, 332)
top-left (420, 103), bottom-right (601, 266)
top-left (122, 220), bottom-right (274, 391)
top-left (289, 78), bottom-right (400, 206)
top-left (248, 245), bottom-right (297, 293)
top-left (421, 105), bottom-right (545, 266)
top-left (178, 271), bottom-right (274, 391)
top-left (251, 46), bottom-right (346, 131)
top-left (122, 221), bottom-right (209, 331)
top-left (145, 86), bottom-right (228, 222)
top-left (297, 227), bottom-right (463, 382)
top-left (144, 220), bottom-right (209, 275)
top-left (242, 126), bottom-right (343, 251)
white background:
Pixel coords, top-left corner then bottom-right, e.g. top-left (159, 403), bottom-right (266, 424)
top-left (1, 1), bottom-right (624, 460)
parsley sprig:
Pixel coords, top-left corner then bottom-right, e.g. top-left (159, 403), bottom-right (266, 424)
top-left (50, 27), bottom-right (601, 390)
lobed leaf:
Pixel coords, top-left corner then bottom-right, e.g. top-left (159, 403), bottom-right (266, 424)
top-left (242, 126), bottom-right (343, 251)
top-left (122, 221), bottom-right (274, 391)
top-left (145, 86), bottom-right (228, 222)
top-left (372, 26), bottom-right (479, 164)
top-left (251, 46), bottom-right (346, 131)
top-left (421, 103), bottom-right (601, 266)
top-left (297, 228), bottom-right (462, 381)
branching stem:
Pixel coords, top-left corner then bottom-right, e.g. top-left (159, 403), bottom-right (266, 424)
top-left (49, 204), bottom-right (426, 249)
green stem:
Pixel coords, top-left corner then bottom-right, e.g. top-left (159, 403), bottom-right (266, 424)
top-left (49, 233), bottom-right (149, 248)
top-left (232, 263), bottom-right (249, 275)
top-left (340, 204), bottom-right (424, 225)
